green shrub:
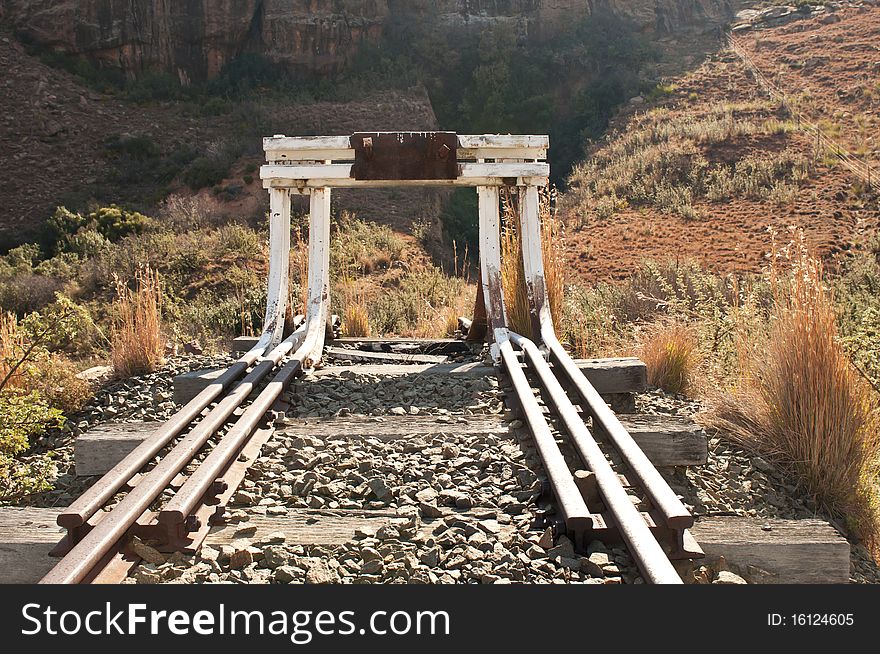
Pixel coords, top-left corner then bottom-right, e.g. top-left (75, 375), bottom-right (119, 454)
top-left (330, 217), bottom-right (405, 276)
top-left (370, 268), bottom-right (466, 334)
top-left (0, 391), bottom-right (61, 501)
top-left (184, 157), bottom-right (231, 190)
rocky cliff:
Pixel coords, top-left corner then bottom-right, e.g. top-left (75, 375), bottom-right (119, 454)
top-left (0, 0), bottom-right (745, 82)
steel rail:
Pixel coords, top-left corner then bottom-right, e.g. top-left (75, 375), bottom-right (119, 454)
top-left (514, 184), bottom-right (692, 532)
top-left (544, 330), bottom-right (693, 530)
top-left (510, 332), bottom-right (682, 584)
top-left (58, 191), bottom-right (293, 532)
top-left (158, 322), bottom-right (325, 527)
top-left (58, 354), bottom-right (255, 531)
top-left (499, 340), bottom-right (593, 539)
top-left (40, 335), bottom-right (301, 584)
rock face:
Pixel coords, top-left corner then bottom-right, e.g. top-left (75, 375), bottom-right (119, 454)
top-left (0, 0), bottom-right (745, 82)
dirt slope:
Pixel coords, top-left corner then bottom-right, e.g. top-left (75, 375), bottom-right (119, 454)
top-left (738, 3), bottom-right (880, 172)
top-left (560, 8), bottom-right (880, 283)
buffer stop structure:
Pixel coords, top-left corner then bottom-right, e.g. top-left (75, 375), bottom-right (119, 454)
top-left (40, 132), bottom-right (699, 585)
top-left (260, 132), bottom-right (701, 584)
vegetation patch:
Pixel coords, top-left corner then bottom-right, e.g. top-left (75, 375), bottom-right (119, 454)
top-left (566, 102), bottom-right (809, 222)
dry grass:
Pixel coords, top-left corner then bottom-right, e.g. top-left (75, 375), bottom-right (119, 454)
top-left (500, 189), bottom-right (564, 338)
top-left (290, 230), bottom-right (309, 316)
top-left (641, 321), bottom-right (700, 395)
top-left (0, 312), bottom-right (24, 389)
top-left (707, 235), bottom-right (880, 547)
top-left (111, 267), bottom-right (165, 378)
top-left (339, 279), bottom-right (371, 338)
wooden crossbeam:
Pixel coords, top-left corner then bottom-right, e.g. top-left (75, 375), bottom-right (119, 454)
top-left (263, 134), bottom-right (548, 165)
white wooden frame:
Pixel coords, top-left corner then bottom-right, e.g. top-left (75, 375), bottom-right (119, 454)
top-left (260, 133), bottom-right (550, 364)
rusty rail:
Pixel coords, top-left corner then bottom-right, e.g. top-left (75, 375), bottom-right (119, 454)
top-left (40, 181), bottom-right (332, 584)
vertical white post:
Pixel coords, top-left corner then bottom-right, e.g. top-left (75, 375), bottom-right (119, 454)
top-left (478, 185), bottom-right (508, 363)
top-left (305, 187), bottom-right (331, 364)
top-left (263, 188), bottom-right (291, 348)
top-left (518, 185), bottom-right (553, 339)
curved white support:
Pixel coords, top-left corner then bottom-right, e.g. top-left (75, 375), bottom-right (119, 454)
top-left (477, 185), bottom-right (509, 363)
top-left (261, 188), bottom-right (292, 349)
top-left (304, 187), bottom-right (331, 367)
top-left (517, 185), bottom-right (554, 342)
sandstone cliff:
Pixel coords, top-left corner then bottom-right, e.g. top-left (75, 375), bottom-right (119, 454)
top-left (1, 0), bottom-right (745, 82)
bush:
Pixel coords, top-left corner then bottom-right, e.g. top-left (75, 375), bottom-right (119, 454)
top-left (330, 216), bottom-right (405, 276)
top-left (183, 157), bottom-right (231, 190)
top-left (45, 205), bottom-right (151, 254)
top-left (707, 237), bottom-right (880, 546)
top-left (0, 391), bottom-right (61, 501)
top-left (371, 268), bottom-right (468, 335)
top-left (0, 309), bottom-right (89, 501)
top-left (339, 281), bottom-right (371, 338)
top-left (641, 321), bottom-right (700, 394)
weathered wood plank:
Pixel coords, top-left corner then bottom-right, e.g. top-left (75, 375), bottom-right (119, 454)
top-left (261, 162), bottom-right (551, 183)
top-left (325, 346), bottom-right (448, 365)
top-left (221, 355), bottom-right (646, 395)
top-left (173, 367), bottom-right (225, 404)
top-left (205, 508), bottom-right (514, 549)
top-left (457, 134), bottom-right (549, 149)
top-left (614, 415), bottom-right (708, 466)
top-left (75, 421), bottom-right (159, 476)
top-left (264, 175), bottom-right (549, 190)
top-left (691, 517), bottom-right (850, 584)
top-left (74, 410), bottom-right (705, 477)
top-left (264, 135), bottom-right (351, 151)
top-left (0, 507), bottom-right (63, 584)
top-left (277, 415), bottom-right (512, 441)
top-left (265, 146), bottom-right (547, 164)
top-left (263, 134), bottom-right (549, 152)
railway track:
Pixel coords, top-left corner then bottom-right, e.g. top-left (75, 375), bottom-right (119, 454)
top-left (40, 132), bottom-right (700, 584)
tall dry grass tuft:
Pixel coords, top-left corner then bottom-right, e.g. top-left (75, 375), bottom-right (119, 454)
top-left (339, 278), bottom-right (371, 338)
top-left (290, 230), bottom-right (309, 316)
top-left (0, 312), bottom-right (24, 390)
top-left (111, 267), bottom-right (165, 378)
top-left (707, 234), bottom-right (880, 547)
top-left (500, 189), bottom-right (564, 338)
top-left (641, 321), bottom-right (700, 395)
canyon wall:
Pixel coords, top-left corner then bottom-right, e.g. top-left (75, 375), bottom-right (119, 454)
top-left (0, 0), bottom-right (745, 81)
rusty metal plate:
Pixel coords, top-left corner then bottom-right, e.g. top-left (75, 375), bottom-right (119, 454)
top-left (350, 132), bottom-right (458, 180)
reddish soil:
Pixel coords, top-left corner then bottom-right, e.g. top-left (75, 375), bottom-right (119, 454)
top-left (561, 31), bottom-right (880, 284)
top-left (738, 5), bottom-right (880, 171)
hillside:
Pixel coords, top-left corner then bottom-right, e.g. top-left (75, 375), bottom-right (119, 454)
top-left (0, 25), bottom-right (442, 250)
top-left (561, 3), bottom-right (880, 283)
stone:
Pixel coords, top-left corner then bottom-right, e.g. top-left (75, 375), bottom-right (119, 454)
top-left (369, 478), bottom-right (390, 499)
top-left (261, 531), bottom-right (287, 544)
top-left (305, 561), bottom-right (338, 585)
top-left (274, 565), bottom-right (299, 583)
top-left (229, 549), bottom-right (253, 570)
top-left (537, 527), bottom-right (554, 549)
top-left (415, 488), bottom-right (437, 503)
top-left (420, 548), bottom-right (440, 567)
top-left (361, 559), bottom-right (384, 575)
top-left (547, 536), bottom-right (575, 560)
top-left (261, 545), bottom-right (289, 569)
top-left (128, 538), bottom-right (167, 566)
top-left (361, 547), bottom-right (382, 562)
top-left (419, 501), bottom-right (443, 518)
top-left (714, 570), bottom-right (748, 585)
